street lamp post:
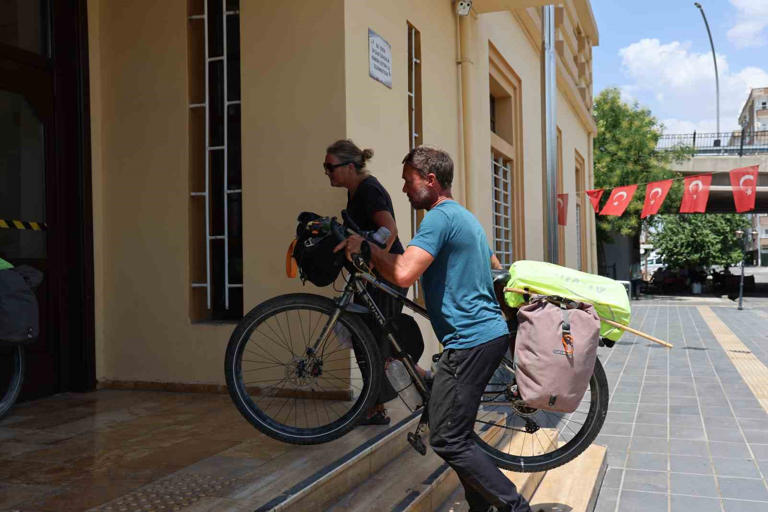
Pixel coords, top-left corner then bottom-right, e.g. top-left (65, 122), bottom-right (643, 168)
top-left (735, 229), bottom-right (759, 310)
top-left (694, 3), bottom-right (720, 145)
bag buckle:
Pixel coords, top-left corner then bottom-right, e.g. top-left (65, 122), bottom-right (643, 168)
top-left (561, 333), bottom-right (574, 356)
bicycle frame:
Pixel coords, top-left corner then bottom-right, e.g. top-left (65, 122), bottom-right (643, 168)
top-left (309, 268), bottom-right (432, 401)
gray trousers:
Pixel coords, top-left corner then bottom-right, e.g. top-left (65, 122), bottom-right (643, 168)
top-left (428, 335), bottom-right (531, 512)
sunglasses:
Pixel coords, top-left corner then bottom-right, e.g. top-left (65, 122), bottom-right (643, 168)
top-left (323, 161), bottom-right (353, 173)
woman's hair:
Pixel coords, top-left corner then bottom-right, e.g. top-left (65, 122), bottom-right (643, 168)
top-left (326, 139), bottom-right (374, 173)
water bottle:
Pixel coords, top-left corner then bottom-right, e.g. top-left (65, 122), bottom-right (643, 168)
top-left (385, 359), bottom-right (422, 411)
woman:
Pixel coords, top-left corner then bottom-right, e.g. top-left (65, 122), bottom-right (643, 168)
top-left (324, 139), bottom-right (423, 425)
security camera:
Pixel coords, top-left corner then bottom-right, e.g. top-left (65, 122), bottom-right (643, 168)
top-left (456, 1), bottom-right (472, 16)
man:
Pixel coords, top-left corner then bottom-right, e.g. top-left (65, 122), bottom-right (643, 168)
top-left (335, 146), bottom-right (531, 512)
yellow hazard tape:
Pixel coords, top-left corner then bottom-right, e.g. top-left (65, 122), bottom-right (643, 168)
top-left (0, 219), bottom-right (47, 231)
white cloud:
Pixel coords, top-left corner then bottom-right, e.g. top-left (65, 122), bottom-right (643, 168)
top-left (728, 0), bottom-right (768, 48)
top-left (618, 38), bottom-right (768, 133)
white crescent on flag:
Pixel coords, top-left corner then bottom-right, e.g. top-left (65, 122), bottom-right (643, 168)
top-left (689, 179), bottom-right (703, 198)
top-left (557, 197), bottom-right (564, 208)
top-left (649, 187), bottom-right (663, 205)
top-left (613, 191), bottom-right (628, 205)
top-left (739, 174), bottom-right (755, 196)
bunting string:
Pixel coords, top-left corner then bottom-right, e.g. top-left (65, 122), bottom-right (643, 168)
top-left (556, 165), bottom-right (761, 224)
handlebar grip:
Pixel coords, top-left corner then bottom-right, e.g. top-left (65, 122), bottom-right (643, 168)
top-left (341, 210), bottom-right (362, 234)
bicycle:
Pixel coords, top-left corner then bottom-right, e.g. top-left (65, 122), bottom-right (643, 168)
top-left (224, 212), bottom-right (609, 473)
top-left (0, 344), bottom-right (24, 420)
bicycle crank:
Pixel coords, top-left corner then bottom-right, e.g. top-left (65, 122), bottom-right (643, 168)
top-left (407, 432), bottom-right (427, 455)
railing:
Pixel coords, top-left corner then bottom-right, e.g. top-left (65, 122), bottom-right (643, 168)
top-left (656, 129), bottom-right (768, 156)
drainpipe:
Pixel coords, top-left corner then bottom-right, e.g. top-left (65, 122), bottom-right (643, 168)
top-left (542, 4), bottom-right (558, 263)
top-left (457, 2), bottom-right (474, 212)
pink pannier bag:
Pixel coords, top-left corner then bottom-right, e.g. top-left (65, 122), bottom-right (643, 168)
top-left (514, 296), bottom-right (600, 413)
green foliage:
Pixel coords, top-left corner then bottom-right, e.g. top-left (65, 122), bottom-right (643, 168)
top-left (650, 214), bottom-right (751, 269)
top-left (593, 88), bottom-right (689, 244)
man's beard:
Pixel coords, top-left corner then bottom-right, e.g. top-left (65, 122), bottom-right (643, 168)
top-left (408, 188), bottom-right (434, 210)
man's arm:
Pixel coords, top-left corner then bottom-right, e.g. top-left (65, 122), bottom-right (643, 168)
top-left (490, 254), bottom-right (502, 270)
top-left (335, 235), bottom-right (433, 288)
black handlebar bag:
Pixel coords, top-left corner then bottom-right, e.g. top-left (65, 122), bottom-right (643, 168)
top-left (292, 212), bottom-right (345, 287)
top-left (0, 266), bottom-right (43, 345)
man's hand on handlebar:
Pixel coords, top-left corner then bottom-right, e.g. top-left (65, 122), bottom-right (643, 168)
top-left (333, 235), bottom-right (371, 269)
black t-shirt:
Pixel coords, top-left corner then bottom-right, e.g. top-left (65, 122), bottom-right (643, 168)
top-left (346, 176), bottom-right (404, 255)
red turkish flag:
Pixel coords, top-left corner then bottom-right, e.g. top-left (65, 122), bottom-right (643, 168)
top-left (729, 165), bottom-right (759, 213)
top-left (557, 194), bottom-right (568, 225)
top-left (679, 174), bottom-right (712, 213)
top-left (640, 179), bottom-right (673, 218)
top-left (599, 185), bottom-right (637, 216)
top-left (585, 189), bottom-right (604, 213)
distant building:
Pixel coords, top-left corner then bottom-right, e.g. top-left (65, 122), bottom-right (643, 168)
top-left (739, 87), bottom-right (768, 144)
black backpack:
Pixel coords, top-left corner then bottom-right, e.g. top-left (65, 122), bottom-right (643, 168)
top-left (292, 212), bottom-right (345, 287)
top-left (0, 265), bottom-right (43, 345)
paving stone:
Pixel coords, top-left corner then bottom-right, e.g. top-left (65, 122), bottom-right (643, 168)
top-left (670, 426), bottom-right (706, 441)
top-left (706, 426), bottom-right (748, 443)
top-left (626, 452), bottom-right (667, 471)
top-left (717, 476), bottom-right (768, 501)
top-left (669, 472), bottom-right (719, 498)
top-left (606, 411), bottom-right (636, 424)
top-left (670, 495), bottom-right (721, 512)
top-left (742, 429), bottom-right (768, 445)
top-left (594, 486), bottom-right (619, 512)
top-left (630, 436), bottom-right (668, 454)
top-left (636, 413), bottom-right (667, 426)
top-left (669, 454), bottom-right (713, 475)
top-left (723, 499), bottom-right (768, 512)
top-left (617, 489), bottom-right (668, 511)
top-left (632, 423), bottom-right (666, 439)
top-left (711, 457), bottom-right (762, 478)
top-left (602, 422), bottom-right (633, 437)
top-left (602, 468), bottom-right (622, 489)
top-left (670, 440), bottom-right (709, 457)
top-left (709, 441), bottom-right (752, 458)
top-left (621, 470), bottom-right (668, 493)
top-left (749, 443), bottom-right (768, 460)
top-left (609, 402), bottom-right (637, 413)
top-left (737, 418), bottom-right (767, 430)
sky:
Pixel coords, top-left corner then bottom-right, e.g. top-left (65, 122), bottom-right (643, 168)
top-left (591, 0), bottom-right (768, 134)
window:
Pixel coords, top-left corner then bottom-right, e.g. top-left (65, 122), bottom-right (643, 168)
top-left (492, 155), bottom-right (513, 266)
top-left (488, 43), bottom-right (525, 263)
top-left (407, 22), bottom-right (424, 301)
top-left (188, 0), bottom-right (243, 321)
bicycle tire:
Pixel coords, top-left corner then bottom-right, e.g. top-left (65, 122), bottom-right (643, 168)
top-left (474, 356), bottom-right (609, 473)
top-left (0, 345), bottom-right (24, 421)
top-left (225, 293), bottom-right (383, 445)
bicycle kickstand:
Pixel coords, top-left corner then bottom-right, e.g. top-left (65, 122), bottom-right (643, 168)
top-left (407, 407), bottom-right (429, 456)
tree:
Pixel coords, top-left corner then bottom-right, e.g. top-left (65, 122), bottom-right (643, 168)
top-left (650, 214), bottom-right (750, 269)
top-left (592, 88), bottom-right (688, 248)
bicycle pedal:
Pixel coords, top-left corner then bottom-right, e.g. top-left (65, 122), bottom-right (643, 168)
top-left (407, 432), bottom-right (427, 456)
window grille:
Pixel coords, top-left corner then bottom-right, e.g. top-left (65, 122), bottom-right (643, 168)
top-left (189, 0), bottom-right (243, 320)
top-left (492, 154), bottom-right (513, 267)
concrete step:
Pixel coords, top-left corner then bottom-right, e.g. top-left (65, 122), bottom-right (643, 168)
top-left (437, 443), bottom-right (607, 512)
top-left (324, 414), bottom-right (510, 512)
top-left (528, 444), bottom-right (607, 512)
top-left (262, 410), bottom-right (421, 512)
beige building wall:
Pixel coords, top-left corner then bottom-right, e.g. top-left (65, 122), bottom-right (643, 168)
top-left (343, 0), bottom-right (461, 365)
top-left (88, 0), bottom-right (598, 385)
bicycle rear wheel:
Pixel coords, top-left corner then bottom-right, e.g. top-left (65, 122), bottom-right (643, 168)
top-left (473, 355), bottom-right (609, 473)
top-left (225, 293), bottom-right (383, 445)
top-left (0, 344), bottom-right (24, 421)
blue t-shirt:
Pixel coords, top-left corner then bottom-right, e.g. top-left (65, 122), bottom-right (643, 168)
top-left (408, 200), bottom-right (508, 349)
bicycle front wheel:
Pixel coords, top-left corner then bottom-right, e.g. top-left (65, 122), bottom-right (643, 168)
top-left (474, 356), bottom-right (609, 473)
top-left (225, 293), bottom-right (383, 445)
top-left (0, 344), bottom-right (24, 421)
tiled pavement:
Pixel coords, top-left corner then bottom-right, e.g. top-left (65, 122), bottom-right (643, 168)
top-left (593, 304), bottom-right (768, 512)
